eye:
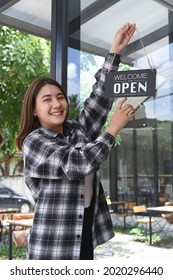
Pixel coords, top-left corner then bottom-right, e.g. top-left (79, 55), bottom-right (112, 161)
top-left (57, 95), bottom-right (65, 101)
top-left (43, 98), bottom-right (51, 102)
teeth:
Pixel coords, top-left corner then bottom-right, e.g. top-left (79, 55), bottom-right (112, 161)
top-left (51, 112), bottom-right (62, 115)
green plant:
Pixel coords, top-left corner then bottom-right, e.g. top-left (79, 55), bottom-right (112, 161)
top-left (0, 245), bottom-right (9, 259)
top-left (129, 227), bottom-right (162, 245)
top-left (130, 227), bottom-right (145, 236)
top-left (146, 234), bottom-right (161, 245)
top-left (0, 244), bottom-right (27, 260)
top-left (117, 252), bottom-right (126, 257)
top-left (0, 25), bottom-right (50, 174)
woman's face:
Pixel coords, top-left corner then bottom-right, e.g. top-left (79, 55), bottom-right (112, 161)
top-left (33, 84), bottom-right (68, 133)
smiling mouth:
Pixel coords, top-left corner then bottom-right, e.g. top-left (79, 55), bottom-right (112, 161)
top-left (51, 111), bottom-right (63, 116)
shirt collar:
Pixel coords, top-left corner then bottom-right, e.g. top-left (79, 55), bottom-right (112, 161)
top-left (37, 120), bottom-right (76, 138)
top-left (37, 127), bottom-right (61, 138)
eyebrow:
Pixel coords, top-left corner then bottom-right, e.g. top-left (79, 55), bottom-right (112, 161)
top-left (41, 92), bottom-right (64, 99)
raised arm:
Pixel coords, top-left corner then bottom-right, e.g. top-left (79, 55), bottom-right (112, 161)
top-left (76, 22), bottom-right (136, 140)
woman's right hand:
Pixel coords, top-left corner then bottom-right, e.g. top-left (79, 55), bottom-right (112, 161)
top-left (106, 98), bottom-right (135, 137)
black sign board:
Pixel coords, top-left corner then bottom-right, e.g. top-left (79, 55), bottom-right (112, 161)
top-left (105, 69), bottom-right (156, 98)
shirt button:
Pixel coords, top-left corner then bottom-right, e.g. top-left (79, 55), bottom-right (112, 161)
top-left (79, 215), bottom-right (82, 219)
top-left (77, 235), bottom-right (80, 239)
top-left (81, 194), bottom-right (84, 199)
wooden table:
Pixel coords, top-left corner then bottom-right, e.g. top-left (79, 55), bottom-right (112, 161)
top-left (0, 208), bottom-right (18, 214)
top-left (147, 206), bottom-right (173, 245)
top-left (8, 219), bottom-right (33, 260)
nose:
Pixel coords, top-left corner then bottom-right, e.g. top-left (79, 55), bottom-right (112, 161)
top-left (52, 98), bottom-right (61, 108)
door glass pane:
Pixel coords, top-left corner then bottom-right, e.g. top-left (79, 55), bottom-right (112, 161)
top-left (80, 0), bottom-right (173, 206)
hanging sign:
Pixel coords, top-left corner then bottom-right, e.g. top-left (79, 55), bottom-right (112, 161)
top-left (105, 69), bottom-right (156, 98)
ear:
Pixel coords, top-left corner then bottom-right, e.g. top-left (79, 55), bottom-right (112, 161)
top-left (33, 110), bottom-right (37, 117)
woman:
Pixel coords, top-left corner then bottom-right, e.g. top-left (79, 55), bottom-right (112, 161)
top-left (16, 22), bottom-right (136, 260)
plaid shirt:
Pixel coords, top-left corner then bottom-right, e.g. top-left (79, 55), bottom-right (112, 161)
top-left (23, 53), bottom-right (120, 260)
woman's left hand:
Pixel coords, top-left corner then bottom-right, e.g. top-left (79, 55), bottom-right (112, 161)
top-left (109, 22), bottom-right (136, 54)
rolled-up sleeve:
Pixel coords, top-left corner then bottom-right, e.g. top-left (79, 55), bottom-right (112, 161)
top-left (23, 131), bottom-right (115, 181)
top-left (76, 53), bottom-right (120, 140)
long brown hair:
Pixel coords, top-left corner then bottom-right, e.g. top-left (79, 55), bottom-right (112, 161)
top-left (16, 77), bottom-right (68, 150)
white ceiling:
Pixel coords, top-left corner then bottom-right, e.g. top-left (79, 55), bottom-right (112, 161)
top-left (2, 0), bottom-right (51, 29)
top-left (81, 0), bottom-right (167, 47)
top-left (0, 0), bottom-right (172, 75)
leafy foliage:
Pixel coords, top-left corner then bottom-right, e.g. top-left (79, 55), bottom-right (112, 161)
top-left (0, 26), bottom-right (50, 160)
top-left (68, 94), bottom-right (81, 119)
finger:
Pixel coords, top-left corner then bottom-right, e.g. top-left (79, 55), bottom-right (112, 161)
top-left (128, 112), bottom-right (135, 119)
top-left (117, 98), bottom-right (127, 109)
top-left (121, 104), bottom-right (134, 114)
top-left (120, 24), bottom-right (136, 45)
top-left (126, 106), bottom-right (135, 114)
top-left (128, 24), bottom-right (136, 36)
top-left (122, 22), bottom-right (136, 33)
top-left (116, 22), bottom-right (132, 35)
top-left (118, 22), bottom-right (130, 32)
top-left (125, 25), bottom-right (136, 37)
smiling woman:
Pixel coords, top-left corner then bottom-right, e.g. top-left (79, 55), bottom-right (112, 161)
top-left (15, 23), bottom-right (136, 260)
top-left (16, 78), bottom-right (69, 150)
top-left (33, 85), bottom-right (69, 134)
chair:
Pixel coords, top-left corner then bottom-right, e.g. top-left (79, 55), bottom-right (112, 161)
top-left (133, 205), bottom-right (157, 237)
top-left (159, 202), bottom-right (173, 237)
top-left (10, 213), bottom-right (34, 259)
top-left (0, 213), bottom-right (14, 247)
top-left (161, 212), bottom-right (173, 237)
top-left (106, 198), bottom-right (117, 225)
top-left (11, 212), bottom-right (34, 243)
top-left (106, 198), bottom-right (125, 226)
top-left (12, 229), bottom-right (30, 247)
top-left (107, 198), bottom-right (136, 229)
top-left (116, 202), bottom-right (136, 229)
top-left (164, 201), bottom-right (173, 206)
top-left (12, 212), bottom-right (34, 230)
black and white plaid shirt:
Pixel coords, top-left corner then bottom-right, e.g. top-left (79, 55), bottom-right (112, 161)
top-left (23, 53), bottom-right (121, 260)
